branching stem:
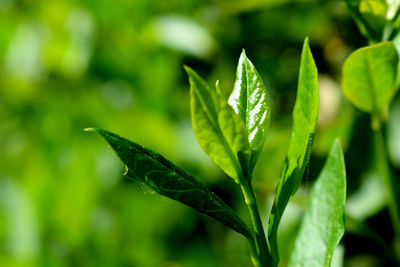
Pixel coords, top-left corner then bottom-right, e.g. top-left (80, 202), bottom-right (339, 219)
top-left (240, 177), bottom-right (271, 267)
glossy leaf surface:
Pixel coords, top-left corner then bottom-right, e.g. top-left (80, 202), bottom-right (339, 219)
top-left (185, 66), bottom-right (250, 182)
top-left (228, 50), bottom-right (270, 171)
top-left (342, 42), bottom-right (399, 120)
top-left (87, 128), bottom-right (251, 238)
top-left (268, 38), bottom-right (319, 264)
top-left (289, 140), bottom-right (346, 267)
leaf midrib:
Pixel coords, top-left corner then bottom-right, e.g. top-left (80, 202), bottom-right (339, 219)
top-left (366, 49), bottom-right (378, 114)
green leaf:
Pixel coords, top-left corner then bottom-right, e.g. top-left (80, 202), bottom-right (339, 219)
top-left (286, 38), bottom-right (319, 182)
top-left (268, 37), bottom-right (319, 264)
top-left (274, 37), bottom-right (319, 197)
top-left (228, 50), bottom-right (271, 172)
top-left (342, 42), bottom-right (399, 121)
top-left (185, 66), bottom-right (250, 183)
top-left (289, 139), bottom-right (346, 267)
top-left (86, 128), bottom-right (252, 238)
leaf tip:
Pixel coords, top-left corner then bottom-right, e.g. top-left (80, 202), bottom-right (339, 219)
top-left (301, 37), bottom-right (312, 56)
top-left (183, 65), bottom-right (194, 75)
top-left (333, 138), bottom-right (341, 148)
top-left (184, 65), bottom-right (199, 84)
top-left (303, 36), bottom-right (309, 46)
top-left (332, 138), bottom-right (344, 158)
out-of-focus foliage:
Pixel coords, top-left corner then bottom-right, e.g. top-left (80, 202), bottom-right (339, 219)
top-left (342, 42), bottom-right (399, 121)
top-left (1, 0), bottom-right (399, 266)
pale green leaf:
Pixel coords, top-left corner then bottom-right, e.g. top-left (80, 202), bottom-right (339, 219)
top-left (185, 66), bottom-right (250, 183)
top-left (86, 128), bottom-right (252, 238)
top-left (228, 50), bottom-right (271, 172)
top-left (342, 42), bottom-right (399, 120)
top-left (289, 140), bottom-right (346, 267)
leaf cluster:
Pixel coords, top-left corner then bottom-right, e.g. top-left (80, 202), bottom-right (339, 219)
top-left (87, 38), bottom-right (347, 266)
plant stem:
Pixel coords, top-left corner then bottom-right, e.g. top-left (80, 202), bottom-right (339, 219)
top-left (240, 179), bottom-right (271, 267)
top-left (246, 235), bottom-right (262, 267)
top-left (373, 122), bottom-right (400, 241)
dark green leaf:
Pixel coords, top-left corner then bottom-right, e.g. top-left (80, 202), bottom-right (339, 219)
top-left (342, 42), bottom-right (399, 121)
top-left (289, 140), bottom-right (346, 267)
top-left (228, 50), bottom-right (271, 171)
top-left (268, 37), bottom-right (319, 264)
top-left (185, 66), bottom-right (250, 183)
top-left (86, 128), bottom-right (251, 238)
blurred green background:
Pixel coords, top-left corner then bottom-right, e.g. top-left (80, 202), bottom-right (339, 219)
top-left (1, 0), bottom-right (400, 266)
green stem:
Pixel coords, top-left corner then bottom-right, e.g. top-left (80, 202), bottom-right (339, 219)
top-left (240, 179), bottom-right (271, 267)
top-left (373, 122), bottom-right (400, 241)
top-left (246, 235), bottom-right (262, 267)
top-left (268, 216), bottom-right (280, 266)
